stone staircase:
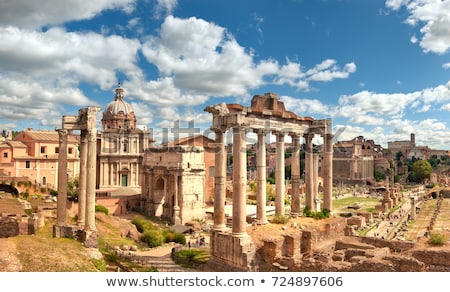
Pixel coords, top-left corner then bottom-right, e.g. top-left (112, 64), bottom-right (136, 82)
top-left (132, 255), bottom-right (192, 272)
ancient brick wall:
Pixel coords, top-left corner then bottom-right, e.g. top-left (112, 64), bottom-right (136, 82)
top-left (1, 214), bottom-right (39, 237)
top-left (0, 216), bottom-right (19, 238)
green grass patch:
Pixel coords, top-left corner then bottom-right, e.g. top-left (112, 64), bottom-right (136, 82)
top-left (173, 248), bottom-right (210, 268)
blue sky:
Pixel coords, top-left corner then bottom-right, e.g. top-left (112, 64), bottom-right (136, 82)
top-left (1, 0), bottom-right (450, 149)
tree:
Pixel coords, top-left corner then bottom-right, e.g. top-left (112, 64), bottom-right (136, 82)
top-left (410, 160), bottom-right (432, 183)
top-left (428, 156), bottom-right (440, 168)
top-left (67, 177), bottom-right (79, 201)
top-left (395, 151), bottom-right (403, 161)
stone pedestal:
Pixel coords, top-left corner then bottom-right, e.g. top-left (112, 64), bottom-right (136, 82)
top-left (209, 229), bottom-right (255, 271)
top-left (81, 230), bottom-right (99, 248)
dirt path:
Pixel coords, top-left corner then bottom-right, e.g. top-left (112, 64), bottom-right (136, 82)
top-left (0, 238), bottom-right (21, 272)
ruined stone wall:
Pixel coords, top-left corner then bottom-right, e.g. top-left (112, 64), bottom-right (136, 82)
top-left (360, 236), bottom-right (416, 252)
top-left (0, 214), bottom-right (38, 237)
top-left (411, 249), bottom-right (450, 271)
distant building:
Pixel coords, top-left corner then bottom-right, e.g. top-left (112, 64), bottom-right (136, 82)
top-left (333, 136), bottom-right (387, 184)
top-left (96, 84), bottom-right (151, 194)
top-left (387, 133), bottom-right (431, 161)
top-left (0, 129), bottom-right (80, 190)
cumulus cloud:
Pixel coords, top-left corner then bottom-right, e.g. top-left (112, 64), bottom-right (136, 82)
top-left (333, 82), bottom-right (450, 127)
top-left (386, 0), bottom-right (450, 54)
top-left (154, 0), bottom-right (178, 19)
top-left (0, 77), bottom-right (91, 128)
top-left (337, 90), bottom-right (420, 121)
top-left (0, 26), bottom-right (142, 90)
top-left (0, 0), bottom-right (135, 29)
top-left (281, 95), bottom-right (331, 116)
top-left (142, 16), bottom-right (357, 97)
top-left (142, 16), bottom-right (275, 97)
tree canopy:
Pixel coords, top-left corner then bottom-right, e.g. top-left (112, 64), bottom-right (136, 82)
top-left (409, 160), bottom-right (432, 183)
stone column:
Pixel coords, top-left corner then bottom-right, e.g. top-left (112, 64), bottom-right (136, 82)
top-left (84, 126), bottom-right (97, 232)
top-left (323, 133), bottom-right (333, 211)
top-left (410, 196), bottom-right (416, 221)
top-left (255, 130), bottom-right (268, 224)
top-left (173, 173), bottom-right (181, 225)
top-left (213, 129), bottom-right (227, 230)
top-left (313, 153), bottom-right (319, 211)
top-left (232, 126), bottom-right (247, 237)
top-left (56, 129), bottom-right (68, 226)
top-left (77, 129), bottom-right (88, 227)
top-left (148, 169), bottom-right (155, 216)
top-left (275, 132), bottom-right (285, 216)
top-left (290, 133), bottom-right (301, 216)
top-left (304, 133), bottom-right (314, 210)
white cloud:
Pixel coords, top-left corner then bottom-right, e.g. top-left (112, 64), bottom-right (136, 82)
top-left (142, 16), bottom-right (357, 96)
top-left (142, 16), bottom-right (277, 97)
top-left (154, 0), bottom-right (178, 19)
top-left (0, 26), bottom-right (142, 90)
top-left (443, 63), bottom-right (450, 69)
top-left (305, 60), bottom-right (357, 82)
top-left (337, 90), bottom-right (420, 120)
top-left (281, 96), bottom-right (331, 116)
top-left (385, 0), bottom-right (411, 11)
top-left (0, 77), bottom-right (91, 128)
top-left (387, 0), bottom-right (450, 54)
top-left (0, 0), bottom-right (135, 29)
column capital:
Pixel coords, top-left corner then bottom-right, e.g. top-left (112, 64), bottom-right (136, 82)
top-left (57, 129), bottom-right (69, 140)
top-left (210, 126), bottom-right (227, 134)
top-left (289, 132), bottom-right (301, 139)
top-left (253, 128), bottom-right (269, 135)
top-left (273, 131), bottom-right (286, 140)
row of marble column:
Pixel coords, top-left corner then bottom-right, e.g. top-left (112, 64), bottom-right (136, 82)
top-left (213, 127), bottom-right (333, 237)
top-left (55, 127), bottom-right (97, 233)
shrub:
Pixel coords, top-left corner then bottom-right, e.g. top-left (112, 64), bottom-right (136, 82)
top-left (173, 232), bottom-right (186, 244)
top-left (131, 216), bottom-right (157, 233)
top-left (140, 230), bottom-right (164, 248)
top-left (303, 206), bottom-right (330, 219)
top-left (95, 205), bottom-right (109, 215)
top-left (429, 233), bottom-right (447, 246)
top-left (173, 249), bottom-right (210, 268)
top-left (271, 215), bottom-right (290, 224)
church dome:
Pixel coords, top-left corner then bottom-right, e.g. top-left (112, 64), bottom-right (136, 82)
top-left (102, 84), bottom-right (137, 130)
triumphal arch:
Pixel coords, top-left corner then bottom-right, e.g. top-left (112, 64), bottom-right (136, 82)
top-left (204, 92), bottom-right (333, 270)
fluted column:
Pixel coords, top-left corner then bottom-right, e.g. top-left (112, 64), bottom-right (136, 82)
top-left (77, 129), bottom-right (87, 227)
top-left (305, 133), bottom-right (314, 210)
top-left (232, 126), bottom-right (247, 237)
top-left (213, 129), bottom-right (227, 230)
top-left (255, 130), bottom-right (268, 224)
top-left (323, 133), bottom-right (333, 211)
top-left (56, 129), bottom-right (68, 226)
top-left (275, 131), bottom-right (285, 216)
top-left (290, 133), bottom-right (301, 216)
